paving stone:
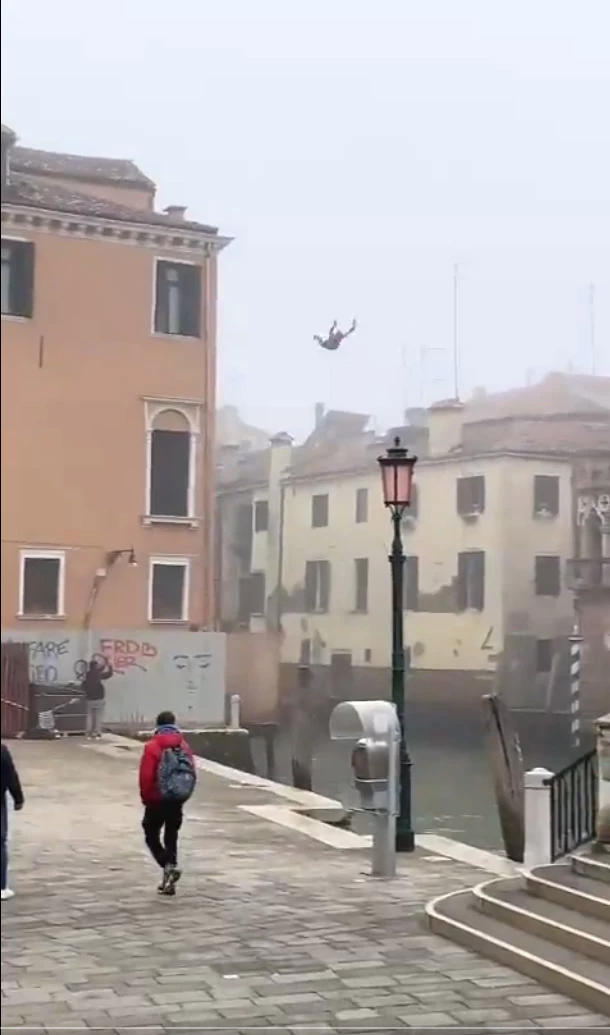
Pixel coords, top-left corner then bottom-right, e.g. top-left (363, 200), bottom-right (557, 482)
top-left (452, 1006), bottom-right (514, 1022)
top-left (1, 739), bottom-right (605, 1032)
top-left (535, 1015), bottom-right (610, 1028)
top-left (397, 1010), bottom-right (459, 1025)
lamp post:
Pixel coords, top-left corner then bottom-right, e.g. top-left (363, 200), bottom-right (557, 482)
top-left (378, 436), bottom-right (417, 852)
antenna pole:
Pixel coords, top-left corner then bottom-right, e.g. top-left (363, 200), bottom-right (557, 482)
top-left (453, 263), bottom-right (460, 400)
top-left (589, 283), bottom-right (596, 375)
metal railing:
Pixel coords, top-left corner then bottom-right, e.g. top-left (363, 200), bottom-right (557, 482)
top-left (545, 749), bottom-right (598, 861)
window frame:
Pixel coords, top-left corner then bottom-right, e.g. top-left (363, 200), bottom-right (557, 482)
top-left (143, 401), bottom-right (200, 526)
top-left (353, 557), bottom-right (369, 613)
top-left (152, 256), bottom-right (203, 340)
top-left (355, 487), bottom-right (368, 524)
top-left (18, 549), bottom-right (66, 619)
top-left (304, 559), bottom-right (331, 612)
top-left (456, 475), bottom-right (486, 517)
top-left (311, 493), bottom-right (329, 528)
top-left (248, 571), bottom-right (266, 616)
top-left (533, 474), bottom-right (560, 518)
top-left (148, 556), bottom-right (191, 623)
top-left (534, 554), bottom-right (561, 598)
top-left (456, 549), bottom-right (486, 612)
top-left (536, 638), bottom-right (554, 674)
top-left (404, 554), bottom-right (420, 611)
top-left (254, 499), bottom-right (269, 533)
top-left (1, 235), bottom-right (35, 320)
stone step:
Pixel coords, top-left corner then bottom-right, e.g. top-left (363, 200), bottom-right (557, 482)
top-left (474, 876), bottom-right (610, 965)
top-left (527, 863), bottom-right (610, 922)
top-left (427, 886), bottom-right (610, 1016)
top-left (573, 853), bottom-right (610, 884)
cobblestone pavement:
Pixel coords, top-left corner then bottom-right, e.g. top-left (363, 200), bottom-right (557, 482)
top-left (1, 740), bottom-right (608, 1032)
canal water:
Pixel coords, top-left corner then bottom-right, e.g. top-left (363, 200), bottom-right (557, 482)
top-left (252, 727), bottom-right (569, 852)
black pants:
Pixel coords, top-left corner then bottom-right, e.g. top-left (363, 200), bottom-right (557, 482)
top-left (142, 802), bottom-right (183, 868)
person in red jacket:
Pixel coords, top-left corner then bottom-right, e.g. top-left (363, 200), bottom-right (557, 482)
top-left (139, 711), bottom-right (196, 896)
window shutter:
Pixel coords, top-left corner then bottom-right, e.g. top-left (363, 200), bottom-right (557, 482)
top-left (181, 264), bottom-right (202, 337)
top-left (320, 560), bottom-right (330, 610)
top-left (13, 241), bottom-right (35, 318)
top-left (456, 479), bottom-right (466, 514)
top-left (472, 551), bottom-right (485, 610)
top-left (154, 262), bottom-right (169, 333)
top-left (304, 562), bottom-right (316, 611)
top-left (456, 552), bottom-right (467, 611)
top-left (405, 556), bottom-right (419, 611)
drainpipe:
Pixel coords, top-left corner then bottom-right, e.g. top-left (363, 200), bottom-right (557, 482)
top-left (276, 481), bottom-right (286, 632)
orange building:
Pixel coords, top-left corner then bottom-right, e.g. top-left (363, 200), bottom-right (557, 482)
top-left (1, 124), bottom-right (230, 632)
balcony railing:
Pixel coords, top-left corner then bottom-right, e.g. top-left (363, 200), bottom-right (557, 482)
top-left (566, 557), bottom-right (610, 591)
top-left (544, 749), bottom-right (598, 861)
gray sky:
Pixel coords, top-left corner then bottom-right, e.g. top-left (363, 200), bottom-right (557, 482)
top-left (2, 0), bottom-right (609, 438)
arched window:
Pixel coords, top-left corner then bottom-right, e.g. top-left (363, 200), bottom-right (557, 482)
top-left (148, 409), bottom-right (191, 517)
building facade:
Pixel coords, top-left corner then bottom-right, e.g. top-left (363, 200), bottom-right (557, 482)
top-left (217, 380), bottom-right (610, 726)
top-left (569, 459), bottom-right (610, 717)
top-left (1, 124), bottom-right (229, 633)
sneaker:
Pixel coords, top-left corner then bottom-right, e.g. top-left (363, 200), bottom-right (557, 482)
top-left (160, 865), bottom-right (181, 896)
top-left (1, 888), bottom-right (15, 901)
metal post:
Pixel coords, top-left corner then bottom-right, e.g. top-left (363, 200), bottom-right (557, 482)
top-left (229, 694), bottom-right (241, 730)
top-left (569, 626), bottom-right (582, 750)
top-left (389, 511), bottom-right (415, 851)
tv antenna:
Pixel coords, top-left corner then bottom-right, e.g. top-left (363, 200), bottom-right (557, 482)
top-left (589, 283), bottom-right (596, 375)
top-left (453, 263), bottom-right (460, 400)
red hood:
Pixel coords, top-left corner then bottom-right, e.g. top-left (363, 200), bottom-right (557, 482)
top-left (153, 730), bottom-right (184, 749)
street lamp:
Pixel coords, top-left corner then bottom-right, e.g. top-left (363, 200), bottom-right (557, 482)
top-left (377, 436), bottom-right (417, 852)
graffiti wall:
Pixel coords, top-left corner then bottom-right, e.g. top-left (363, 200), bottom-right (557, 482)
top-left (0, 629), bottom-right (226, 728)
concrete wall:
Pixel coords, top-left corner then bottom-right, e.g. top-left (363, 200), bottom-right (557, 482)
top-left (225, 630), bottom-right (281, 723)
top-left (1, 627), bottom-right (226, 727)
top-left (1, 223), bottom-right (218, 628)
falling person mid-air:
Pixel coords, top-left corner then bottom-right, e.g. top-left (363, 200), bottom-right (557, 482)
top-left (314, 319), bottom-right (357, 351)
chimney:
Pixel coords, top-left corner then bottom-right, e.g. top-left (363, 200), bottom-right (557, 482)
top-left (314, 402), bottom-right (325, 428)
top-left (164, 205), bottom-right (187, 221)
top-left (428, 398), bottom-right (465, 457)
top-left (1, 124), bottom-right (17, 189)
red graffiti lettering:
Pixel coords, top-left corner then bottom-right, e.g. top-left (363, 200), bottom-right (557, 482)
top-left (97, 638), bottom-right (158, 674)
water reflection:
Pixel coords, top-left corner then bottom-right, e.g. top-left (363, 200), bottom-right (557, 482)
top-left (252, 727), bottom-right (568, 852)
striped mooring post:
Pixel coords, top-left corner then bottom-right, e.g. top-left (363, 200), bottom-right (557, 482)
top-left (569, 625), bottom-right (583, 750)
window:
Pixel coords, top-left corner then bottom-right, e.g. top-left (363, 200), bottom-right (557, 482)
top-left (238, 571), bottom-right (265, 620)
top-left (311, 493), bottom-right (329, 528)
top-left (536, 639), bottom-right (553, 674)
top-left (148, 410), bottom-right (192, 518)
top-left (354, 558), bottom-right (369, 612)
top-left (249, 571), bottom-right (266, 615)
top-left (404, 555), bottom-right (420, 611)
top-left (149, 558), bottom-right (189, 621)
top-left (355, 487), bottom-right (368, 523)
top-left (254, 500), bottom-right (269, 533)
top-left (535, 555), bottom-right (561, 597)
top-left (534, 475), bottom-right (559, 517)
top-left (154, 260), bottom-right (202, 337)
top-left (457, 476), bottom-right (485, 516)
top-left (1, 239), bottom-right (34, 318)
top-left (19, 551), bottom-right (64, 617)
top-left (364, 648), bottom-right (372, 663)
top-left (304, 560), bottom-right (330, 611)
top-left (456, 550), bottom-right (485, 611)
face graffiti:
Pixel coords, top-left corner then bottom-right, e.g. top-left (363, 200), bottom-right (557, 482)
top-left (172, 653), bottom-right (211, 692)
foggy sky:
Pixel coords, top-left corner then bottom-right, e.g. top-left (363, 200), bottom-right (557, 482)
top-left (2, 0), bottom-right (609, 439)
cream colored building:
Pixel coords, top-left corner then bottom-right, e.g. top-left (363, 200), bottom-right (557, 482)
top-left (216, 378), bottom-right (610, 716)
